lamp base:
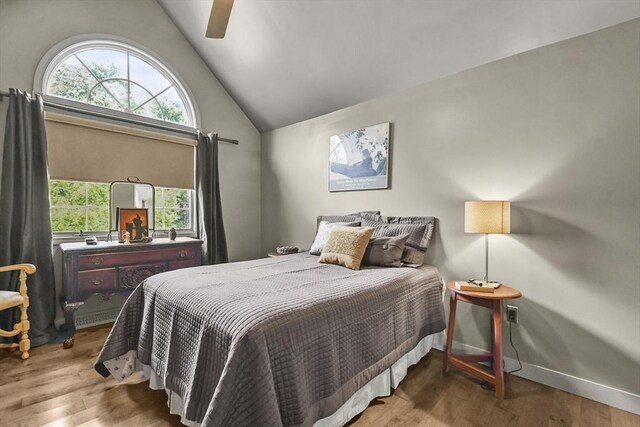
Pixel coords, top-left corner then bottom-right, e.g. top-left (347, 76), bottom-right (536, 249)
top-left (484, 233), bottom-right (489, 283)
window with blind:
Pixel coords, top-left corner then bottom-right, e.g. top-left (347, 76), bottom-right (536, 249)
top-left (40, 39), bottom-right (198, 235)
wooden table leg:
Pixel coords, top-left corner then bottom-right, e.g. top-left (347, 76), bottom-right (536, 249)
top-left (492, 300), bottom-right (504, 399)
top-left (443, 294), bottom-right (457, 373)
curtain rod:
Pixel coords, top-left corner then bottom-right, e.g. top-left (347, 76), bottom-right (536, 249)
top-left (0, 90), bottom-right (239, 145)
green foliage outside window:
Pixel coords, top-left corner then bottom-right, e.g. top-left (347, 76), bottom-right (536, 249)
top-left (50, 180), bottom-right (191, 233)
top-left (47, 56), bottom-right (186, 124)
top-left (48, 62), bottom-right (120, 111)
top-left (50, 180), bottom-right (110, 232)
top-left (155, 187), bottom-right (191, 230)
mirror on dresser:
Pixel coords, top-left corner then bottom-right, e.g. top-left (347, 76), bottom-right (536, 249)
top-left (108, 177), bottom-right (155, 242)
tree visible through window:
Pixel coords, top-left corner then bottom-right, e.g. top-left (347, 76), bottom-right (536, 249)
top-left (155, 187), bottom-right (191, 230)
top-left (50, 180), bottom-right (110, 233)
top-left (45, 42), bottom-right (193, 126)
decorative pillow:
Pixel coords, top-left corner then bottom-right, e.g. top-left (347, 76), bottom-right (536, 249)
top-left (368, 223), bottom-right (428, 266)
top-left (361, 213), bottom-right (436, 250)
top-left (316, 211), bottom-right (381, 230)
top-left (360, 213), bottom-right (435, 267)
top-left (310, 221), bottom-right (360, 255)
top-left (385, 215), bottom-right (436, 250)
top-left (318, 227), bottom-right (374, 270)
top-left (362, 234), bottom-right (410, 267)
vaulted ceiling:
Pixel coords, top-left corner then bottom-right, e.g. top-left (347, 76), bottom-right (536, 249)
top-left (158, 0), bottom-right (639, 132)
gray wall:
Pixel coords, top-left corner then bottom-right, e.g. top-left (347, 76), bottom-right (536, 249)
top-left (261, 19), bottom-right (640, 395)
top-left (0, 0), bottom-right (261, 325)
top-left (0, 0), bottom-right (261, 262)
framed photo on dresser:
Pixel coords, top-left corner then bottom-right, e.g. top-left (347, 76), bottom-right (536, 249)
top-left (117, 208), bottom-right (149, 243)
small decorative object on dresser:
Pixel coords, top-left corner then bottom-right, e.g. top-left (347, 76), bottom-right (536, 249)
top-left (85, 236), bottom-right (98, 245)
top-left (169, 227), bottom-right (177, 241)
top-left (59, 237), bottom-right (202, 348)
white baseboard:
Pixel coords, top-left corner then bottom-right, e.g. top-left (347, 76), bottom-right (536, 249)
top-left (431, 332), bottom-right (640, 415)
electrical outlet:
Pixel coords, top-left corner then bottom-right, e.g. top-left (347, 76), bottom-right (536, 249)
top-left (506, 305), bottom-right (519, 323)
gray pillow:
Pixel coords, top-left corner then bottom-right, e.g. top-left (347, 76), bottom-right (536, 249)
top-left (386, 215), bottom-right (436, 250)
top-left (362, 234), bottom-right (410, 267)
top-left (360, 214), bottom-right (436, 267)
top-left (360, 213), bottom-right (436, 251)
top-left (316, 211), bottom-right (381, 230)
top-left (310, 221), bottom-right (360, 255)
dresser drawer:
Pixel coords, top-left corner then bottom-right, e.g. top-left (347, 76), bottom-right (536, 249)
top-left (118, 262), bottom-right (169, 290)
top-left (77, 268), bottom-right (117, 298)
top-left (77, 245), bottom-right (199, 271)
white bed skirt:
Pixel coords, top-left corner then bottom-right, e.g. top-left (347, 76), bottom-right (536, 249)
top-left (103, 333), bottom-right (435, 427)
top-left (315, 333), bottom-right (435, 427)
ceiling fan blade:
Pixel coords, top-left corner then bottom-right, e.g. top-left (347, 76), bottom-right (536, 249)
top-left (206, 0), bottom-right (234, 39)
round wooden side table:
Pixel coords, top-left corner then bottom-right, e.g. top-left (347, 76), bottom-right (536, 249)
top-left (442, 280), bottom-right (522, 399)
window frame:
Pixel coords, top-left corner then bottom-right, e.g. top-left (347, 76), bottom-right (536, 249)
top-left (34, 34), bottom-right (200, 130)
top-left (155, 187), bottom-right (194, 232)
top-left (50, 179), bottom-right (197, 245)
top-left (37, 36), bottom-right (200, 244)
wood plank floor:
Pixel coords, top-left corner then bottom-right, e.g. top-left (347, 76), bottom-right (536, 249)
top-left (1, 324), bottom-right (638, 427)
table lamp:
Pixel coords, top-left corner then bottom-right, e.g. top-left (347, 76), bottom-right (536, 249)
top-left (465, 200), bottom-right (511, 283)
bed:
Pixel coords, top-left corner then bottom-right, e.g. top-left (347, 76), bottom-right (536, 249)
top-left (95, 252), bottom-right (446, 426)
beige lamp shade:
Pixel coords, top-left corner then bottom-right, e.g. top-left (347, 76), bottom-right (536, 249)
top-left (465, 201), bottom-right (511, 234)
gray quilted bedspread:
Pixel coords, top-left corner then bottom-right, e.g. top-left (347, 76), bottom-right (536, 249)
top-left (95, 253), bottom-right (445, 427)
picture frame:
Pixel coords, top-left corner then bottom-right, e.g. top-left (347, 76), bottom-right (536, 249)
top-left (117, 208), bottom-right (150, 243)
top-left (329, 122), bottom-right (391, 192)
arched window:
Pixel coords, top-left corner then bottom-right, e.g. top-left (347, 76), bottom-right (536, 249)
top-left (41, 40), bottom-right (196, 126)
top-left (38, 38), bottom-right (198, 236)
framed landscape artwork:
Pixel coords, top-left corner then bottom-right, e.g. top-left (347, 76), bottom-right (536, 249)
top-left (117, 208), bottom-right (149, 243)
top-left (329, 122), bottom-right (390, 192)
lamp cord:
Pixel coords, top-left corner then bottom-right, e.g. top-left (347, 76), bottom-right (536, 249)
top-left (505, 320), bottom-right (522, 374)
top-left (481, 316), bottom-right (523, 392)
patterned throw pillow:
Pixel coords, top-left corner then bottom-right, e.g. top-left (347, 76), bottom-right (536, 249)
top-left (362, 234), bottom-right (410, 267)
top-left (309, 221), bottom-right (361, 255)
top-left (318, 227), bottom-right (374, 270)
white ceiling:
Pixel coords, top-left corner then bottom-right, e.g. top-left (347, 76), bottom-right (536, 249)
top-left (158, 0), bottom-right (640, 132)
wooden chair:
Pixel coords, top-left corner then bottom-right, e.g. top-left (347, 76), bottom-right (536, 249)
top-left (0, 264), bottom-right (36, 359)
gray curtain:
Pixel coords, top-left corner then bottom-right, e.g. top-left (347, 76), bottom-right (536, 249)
top-left (0, 89), bottom-right (57, 347)
top-left (196, 132), bottom-right (228, 264)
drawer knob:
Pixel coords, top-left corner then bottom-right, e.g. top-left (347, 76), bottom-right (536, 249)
top-left (178, 250), bottom-right (188, 258)
top-left (91, 277), bottom-right (104, 286)
top-left (91, 257), bottom-right (104, 266)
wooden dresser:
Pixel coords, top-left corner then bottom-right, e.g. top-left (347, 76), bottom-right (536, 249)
top-left (59, 237), bottom-right (202, 345)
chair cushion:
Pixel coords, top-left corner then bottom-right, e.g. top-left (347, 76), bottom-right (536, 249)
top-left (0, 291), bottom-right (24, 310)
